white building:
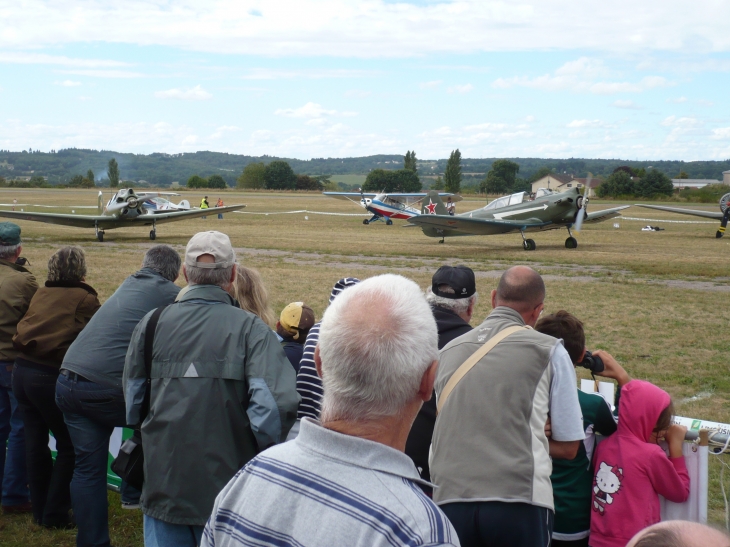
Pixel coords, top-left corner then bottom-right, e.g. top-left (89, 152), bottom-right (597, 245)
top-left (671, 179), bottom-right (722, 190)
top-left (530, 173), bottom-right (601, 197)
top-left (724, 170), bottom-right (730, 185)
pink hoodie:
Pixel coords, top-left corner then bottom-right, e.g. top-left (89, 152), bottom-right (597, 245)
top-left (589, 380), bottom-right (690, 547)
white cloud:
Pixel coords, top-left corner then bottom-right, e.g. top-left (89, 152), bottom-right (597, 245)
top-left (447, 84), bottom-right (474, 94)
top-left (242, 68), bottom-right (377, 80)
top-left (54, 79), bottom-right (81, 87)
top-left (567, 119), bottom-right (605, 128)
top-left (667, 96), bottom-right (688, 103)
top-left (420, 80), bottom-right (442, 89)
top-left (154, 85), bottom-right (212, 100)
top-left (697, 99), bottom-right (715, 107)
top-left (0, 51), bottom-right (130, 67)
top-left (494, 60), bottom-right (672, 95)
top-left (344, 89), bottom-right (371, 98)
top-left (274, 102), bottom-right (356, 119)
top-left (711, 128), bottom-right (730, 140)
top-left (612, 100), bottom-right (642, 109)
top-left (59, 69), bottom-right (143, 78)
top-left (661, 116), bottom-right (701, 127)
top-left (1, 1), bottom-right (729, 57)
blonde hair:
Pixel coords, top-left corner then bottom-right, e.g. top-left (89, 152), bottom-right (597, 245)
top-left (229, 265), bottom-right (275, 327)
top-left (48, 246), bottom-right (87, 282)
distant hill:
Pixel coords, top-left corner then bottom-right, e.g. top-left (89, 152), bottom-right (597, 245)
top-left (1, 148), bottom-right (728, 187)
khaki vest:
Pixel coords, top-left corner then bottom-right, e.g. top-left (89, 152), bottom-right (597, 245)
top-left (430, 306), bottom-right (558, 510)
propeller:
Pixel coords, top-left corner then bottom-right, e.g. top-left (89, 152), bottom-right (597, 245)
top-left (717, 192), bottom-right (730, 238)
top-left (574, 173), bottom-right (592, 233)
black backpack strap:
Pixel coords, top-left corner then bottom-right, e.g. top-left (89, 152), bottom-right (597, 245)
top-left (140, 305), bottom-right (168, 423)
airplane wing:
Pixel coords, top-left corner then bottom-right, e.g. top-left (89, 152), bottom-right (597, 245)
top-left (0, 204), bottom-right (246, 228)
top-left (408, 214), bottom-right (552, 235)
top-left (584, 205), bottom-right (631, 224)
top-left (0, 210), bottom-right (106, 228)
top-left (323, 192), bottom-right (376, 200)
top-left (634, 204), bottom-right (723, 220)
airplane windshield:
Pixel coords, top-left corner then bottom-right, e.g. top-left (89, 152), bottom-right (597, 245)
top-left (483, 192), bottom-right (526, 211)
top-left (534, 188), bottom-right (554, 198)
top-left (384, 197), bottom-right (406, 210)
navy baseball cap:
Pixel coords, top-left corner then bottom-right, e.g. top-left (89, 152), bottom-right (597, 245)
top-left (432, 265), bottom-right (476, 299)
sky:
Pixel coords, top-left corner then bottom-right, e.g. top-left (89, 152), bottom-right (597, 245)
top-left (1, 0), bottom-right (729, 161)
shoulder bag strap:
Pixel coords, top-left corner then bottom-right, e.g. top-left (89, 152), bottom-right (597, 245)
top-left (437, 325), bottom-right (529, 415)
top-left (140, 305), bottom-right (168, 423)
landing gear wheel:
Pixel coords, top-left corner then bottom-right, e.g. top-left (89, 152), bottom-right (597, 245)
top-left (386, 218), bottom-right (393, 226)
top-left (150, 230), bottom-right (156, 241)
top-left (523, 239), bottom-right (536, 251)
top-left (362, 219), bottom-right (369, 225)
top-left (565, 236), bottom-right (578, 249)
top-left (97, 232), bottom-right (104, 242)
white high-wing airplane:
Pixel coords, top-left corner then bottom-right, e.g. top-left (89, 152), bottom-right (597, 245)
top-left (0, 188), bottom-right (245, 242)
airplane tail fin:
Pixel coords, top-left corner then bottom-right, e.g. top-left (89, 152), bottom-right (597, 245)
top-left (97, 191), bottom-right (103, 214)
top-left (421, 190), bottom-right (449, 215)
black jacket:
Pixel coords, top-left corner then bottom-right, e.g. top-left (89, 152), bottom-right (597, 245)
top-left (405, 305), bottom-right (472, 485)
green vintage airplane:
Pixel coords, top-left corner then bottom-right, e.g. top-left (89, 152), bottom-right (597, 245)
top-left (0, 188), bottom-right (246, 242)
top-left (407, 188), bottom-right (629, 250)
top-left (635, 191), bottom-right (730, 238)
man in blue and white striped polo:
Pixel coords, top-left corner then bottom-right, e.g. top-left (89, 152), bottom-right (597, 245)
top-left (202, 274), bottom-right (460, 547)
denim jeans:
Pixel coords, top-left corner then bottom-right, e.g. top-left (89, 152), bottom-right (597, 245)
top-left (144, 515), bottom-right (203, 547)
top-left (56, 372), bottom-right (141, 547)
top-left (0, 360), bottom-right (30, 506)
top-left (12, 361), bottom-right (74, 527)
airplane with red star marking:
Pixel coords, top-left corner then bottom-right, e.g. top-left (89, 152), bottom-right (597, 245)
top-left (409, 188), bottom-right (629, 250)
top-left (324, 191), bottom-right (461, 225)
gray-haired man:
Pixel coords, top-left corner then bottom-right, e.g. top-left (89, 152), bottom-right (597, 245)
top-left (56, 245), bottom-right (182, 547)
top-left (202, 274), bottom-right (460, 547)
top-left (124, 231), bottom-right (299, 547)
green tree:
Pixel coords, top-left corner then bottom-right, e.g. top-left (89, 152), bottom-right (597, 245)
top-left (443, 149), bottom-right (462, 193)
top-left (237, 162), bottom-right (266, 189)
top-left (296, 175), bottom-right (321, 191)
top-left (597, 170), bottom-right (635, 198)
top-left (69, 174), bottom-right (93, 188)
top-left (264, 161), bottom-right (297, 190)
top-left (636, 170), bottom-right (674, 198)
top-left (187, 174), bottom-right (208, 188)
top-left (404, 150), bottom-right (418, 172)
top-left (676, 171), bottom-right (689, 179)
top-left (481, 159), bottom-right (520, 195)
top-left (87, 169), bottom-right (95, 184)
top-left (207, 174), bottom-right (227, 189)
top-left (528, 166), bottom-right (553, 183)
top-left (107, 158), bottom-right (119, 188)
top-left (362, 169), bottom-right (421, 193)
top-left (431, 176), bottom-right (444, 190)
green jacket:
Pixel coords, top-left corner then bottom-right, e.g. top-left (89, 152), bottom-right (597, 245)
top-left (0, 259), bottom-right (38, 362)
top-left (123, 284), bottom-right (300, 525)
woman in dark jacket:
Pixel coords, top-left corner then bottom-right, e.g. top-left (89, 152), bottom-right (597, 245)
top-left (12, 246), bottom-right (100, 528)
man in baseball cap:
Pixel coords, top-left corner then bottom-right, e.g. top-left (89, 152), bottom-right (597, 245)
top-left (276, 302), bottom-right (315, 372)
top-left (123, 231), bottom-right (298, 547)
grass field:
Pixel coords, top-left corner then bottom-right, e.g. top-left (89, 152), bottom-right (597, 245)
top-left (0, 187), bottom-right (728, 545)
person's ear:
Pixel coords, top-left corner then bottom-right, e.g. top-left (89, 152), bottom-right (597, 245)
top-left (182, 264), bottom-right (189, 283)
top-left (418, 360), bottom-right (438, 402)
top-left (491, 289), bottom-right (497, 309)
top-left (314, 344), bottom-right (323, 379)
top-left (229, 264), bottom-right (237, 284)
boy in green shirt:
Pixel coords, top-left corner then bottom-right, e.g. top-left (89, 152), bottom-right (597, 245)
top-left (536, 311), bottom-right (630, 547)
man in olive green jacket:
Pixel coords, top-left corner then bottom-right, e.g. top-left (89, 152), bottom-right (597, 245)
top-left (123, 231), bottom-right (299, 547)
top-left (0, 222), bottom-right (37, 513)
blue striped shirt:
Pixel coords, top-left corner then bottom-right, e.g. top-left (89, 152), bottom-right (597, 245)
top-left (202, 418), bottom-right (459, 547)
top-left (295, 323), bottom-right (322, 420)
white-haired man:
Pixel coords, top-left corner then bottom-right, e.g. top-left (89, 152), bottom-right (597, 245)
top-left (202, 274), bottom-right (460, 547)
top-left (123, 231), bottom-right (299, 547)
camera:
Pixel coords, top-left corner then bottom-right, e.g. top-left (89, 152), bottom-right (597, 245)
top-left (578, 350), bottom-right (604, 373)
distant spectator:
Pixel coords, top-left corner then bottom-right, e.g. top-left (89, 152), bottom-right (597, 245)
top-left (290, 277), bottom-right (359, 439)
top-left (589, 380), bottom-right (690, 547)
top-left (446, 196), bottom-right (455, 215)
top-left (216, 197), bottom-right (224, 219)
top-left (202, 274), bottom-right (459, 547)
top-left (406, 265), bottom-right (477, 488)
top-left (276, 302), bottom-right (315, 373)
top-left (536, 310), bottom-right (629, 547)
top-left (0, 222), bottom-right (36, 516)
top-left (13, 246), bottom-right (100, 528)
top-left (200, 196), bottom-right (209, 219)
top-left (123, 231), bottom-right (299, 547)
top-left (229, 265), bottom-right (276, 326)
top-left (56, 245), bottom-right (181, 547)
top-left (627, 521), bottom-right (730, 547)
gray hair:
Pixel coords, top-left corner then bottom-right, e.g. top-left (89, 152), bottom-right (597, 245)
top-left (0, 243), bottom-right (20, 260)
top-left (319, 274), bottom-right (438, 423)
top-left (142, 245), bottom-right (181, 282)
top-left (425, 286), bottom-right (477, 315)
top-left (186, 264), bottom-right (235, 289)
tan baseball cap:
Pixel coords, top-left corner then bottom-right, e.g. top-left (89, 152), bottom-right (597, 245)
top-left (279, 302), bottom-right (315, 340)
top-left (185, 231), bottom-right (236, 269)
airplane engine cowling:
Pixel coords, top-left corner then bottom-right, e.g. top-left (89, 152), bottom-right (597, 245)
top-left (720, 193), bottom-right (730, 214)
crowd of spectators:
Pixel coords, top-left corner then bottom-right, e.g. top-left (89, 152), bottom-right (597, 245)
top-left (0, 220), bottom-right (727, 547)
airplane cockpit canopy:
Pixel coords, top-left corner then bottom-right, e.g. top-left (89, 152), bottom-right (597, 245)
top-left (483, 192), bottom-right (526, 211)
top-left (534, 188), bottom-right (555, 199)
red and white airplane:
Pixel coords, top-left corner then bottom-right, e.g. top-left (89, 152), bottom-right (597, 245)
top-left (324, 191), bottom-right (461, 225)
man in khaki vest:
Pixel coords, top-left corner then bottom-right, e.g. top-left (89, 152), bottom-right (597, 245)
top-left (430, 266), bottom-right (584, 547)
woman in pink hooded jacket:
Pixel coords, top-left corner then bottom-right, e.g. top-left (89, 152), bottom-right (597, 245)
top-left (589, 380), bottom-right (690, 547)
